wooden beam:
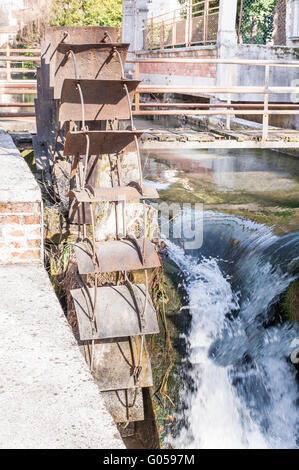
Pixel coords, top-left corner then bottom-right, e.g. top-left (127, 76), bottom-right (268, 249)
top-left (133, 110), bottom-right (299, 116)
top-left (136, 103), bottom-right (299, 108)
top-left (0, 112), bottom-right (35, 117)
top-left (0, 56), bottom-right (40, 62)
top-left (141, 140), bottom-right (299, 149)
top-left (138, 85), bottom-right (299, 94)
top-left (0, 49), bottom-right (40, 53)
top-left (0, 103), bottom-right (35, 107)
top-left (129, 58), bottom-right (299, 68)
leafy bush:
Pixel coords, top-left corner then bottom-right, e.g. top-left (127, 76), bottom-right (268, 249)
top-left (50, 0), bottom-right (122, 27)
top-left (240, 0), bottom-right (277, 44)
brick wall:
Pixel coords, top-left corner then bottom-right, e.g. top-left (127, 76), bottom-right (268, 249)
top-left (0, 202), bottom-right (42, 264)
top-left (0, 130), bottom-right (42, 265)
top-left (139, 59), bottom-right (216, 79)
top-left (136, 46), bottom-right (217, 87)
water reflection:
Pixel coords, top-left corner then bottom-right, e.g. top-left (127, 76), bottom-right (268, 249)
top-left (143, 148), bottom-right (299, 193)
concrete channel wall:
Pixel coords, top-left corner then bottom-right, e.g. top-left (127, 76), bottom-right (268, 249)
top-left (0, 130), bottom-right (123, 449)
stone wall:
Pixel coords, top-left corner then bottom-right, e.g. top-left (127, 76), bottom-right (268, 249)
top-left (0, 130), bottom-right (42, 265)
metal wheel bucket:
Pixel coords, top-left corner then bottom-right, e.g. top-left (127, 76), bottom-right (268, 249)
top-left (64, 130), bottom-right (143, 156)
top-left (59, 79), bottom-right (140, 122)
top-left (54, 43), bottom-right (129, 99)
top-left (70, 283), bottom-right (159, 340)
top-left (73, 239), bottom-right (161, 274)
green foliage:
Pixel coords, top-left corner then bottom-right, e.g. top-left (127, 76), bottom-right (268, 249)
top-left (50, 0), bottom-right (122, 27)
top-left (240, 0), bottom-right (277, 44)
top-left (23, 52), bottom-right (35, 70)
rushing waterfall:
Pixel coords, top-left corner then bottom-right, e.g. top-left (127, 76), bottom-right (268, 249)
top-left (165, 211), bottom-right (299, 449)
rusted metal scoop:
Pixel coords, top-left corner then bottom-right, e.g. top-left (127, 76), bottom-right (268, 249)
top-left (54, 43), bottom-right (129, 99)
top-left (102, 388), bottom-right (144, 423)
top-left (70, 283), bottom-right (159, 340)
top-left (42, 26), bottom-right (119, 89)
top-left (74, 239), bottom-right (161, 274)
top-left (59, 79), bottom-right (140, 122)
top-left (92, 336), bottom-right (153, 391)
top-left (64, 130), bottom-right (143, 156)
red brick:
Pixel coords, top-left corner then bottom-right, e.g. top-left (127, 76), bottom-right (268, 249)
top-left (27, 227), bottom-right (41, 239)
top-left (18, 250), bottom-right (40, 260)
top-left (0, 215), bottom-right (20, 224)
top-left (27, 239), bottom-right (40, 248)
top-left (11, 241), bottom-right (23, 249)
top-left (12, 250), bottom-right (40, 260)
top-left (24, 215), bottom-right (40, 225)
top-left (140, 55), bottom-right (216, 78)
top-left (0, 203), bottom-right (40, 214)
top-left (11, 251), bottom-right (22, 257)
top-left (7, 229), bottom-right (25, 237)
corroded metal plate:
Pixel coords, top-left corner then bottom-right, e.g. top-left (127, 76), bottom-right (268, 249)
top-left (54, 43), bottom-right (129, 99)
top-left (64, 130), bottom-right (143, 156)
top-left (42, 26), bottom-right (119, 89)
top-left (74, 239), bottom-right (161, 274)
top-left (68, 184), bottom-right (159, 202)
top-left (70, 283), bottom-right (159, 340)
top-left (101, 388), bottom-right (144, 423)
top-left (92, 336), bottom-right (153, 391)
top-left (59, 79), bottom-right (140, 122)
top-left (44, 26), bottom-right (118, 49)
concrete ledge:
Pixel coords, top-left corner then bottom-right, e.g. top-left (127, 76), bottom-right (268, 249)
top-left (0, 264), bottom-right (123, 449)
top-left (136, 45), bottom-right (217, 56)
top-left (0, 130), bottom-right (40, 204)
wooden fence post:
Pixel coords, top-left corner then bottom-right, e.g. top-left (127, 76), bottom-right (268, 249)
top-left (204, 0), bottom-right (209, 44)
top-left (135, 62), bottom-right (140, 113)
top-left (172, 10), bottom-right (176, 48)
top-left (6, 43), bottom-right (11, 82)
top-left (226, 63), bottom-right (233, 129)
top-left (188, 0), bottom-right (193, 46)
top-left (262, 65), bottom-right (270, 140)
top-left (150, 17), bottom-right (153, 50)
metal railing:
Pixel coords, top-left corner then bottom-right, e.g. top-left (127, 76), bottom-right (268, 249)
top-left (130, 57), bottom-right (299, 140)
top-left (2, 51), bottom-right (299, 143)
top-left (0, 46), bottom-right (40, 117)
top-left (143, 0), bottom-right (219, 50)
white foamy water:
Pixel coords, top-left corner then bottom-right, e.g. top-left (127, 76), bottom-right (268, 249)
top-left (165, 222), bottom-right (299, 449)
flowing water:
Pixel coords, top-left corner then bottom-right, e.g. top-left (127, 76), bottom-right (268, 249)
top-left (142, 147), bottom-right (299, 449)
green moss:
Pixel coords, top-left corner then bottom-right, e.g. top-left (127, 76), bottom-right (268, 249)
top-left (21, 149), bottom-right (37, 173)
top-left (273, 209), bottom-right (295, 218)
top-left (155, 172), bottom-right (299, 234)
top-left (150, 261), bottom-right (190, 446)
top-left (158, 183), bottom-right (204, 204)
top-left (282, 280), bottom-right (299, 324)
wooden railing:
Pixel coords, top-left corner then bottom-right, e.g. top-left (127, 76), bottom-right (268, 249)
top-left (1, 51), bottom-right (299, 142)
top-left (0, 46), bottom-right (40, 117)
top-left (130, 57), bottom-right (299, 140)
